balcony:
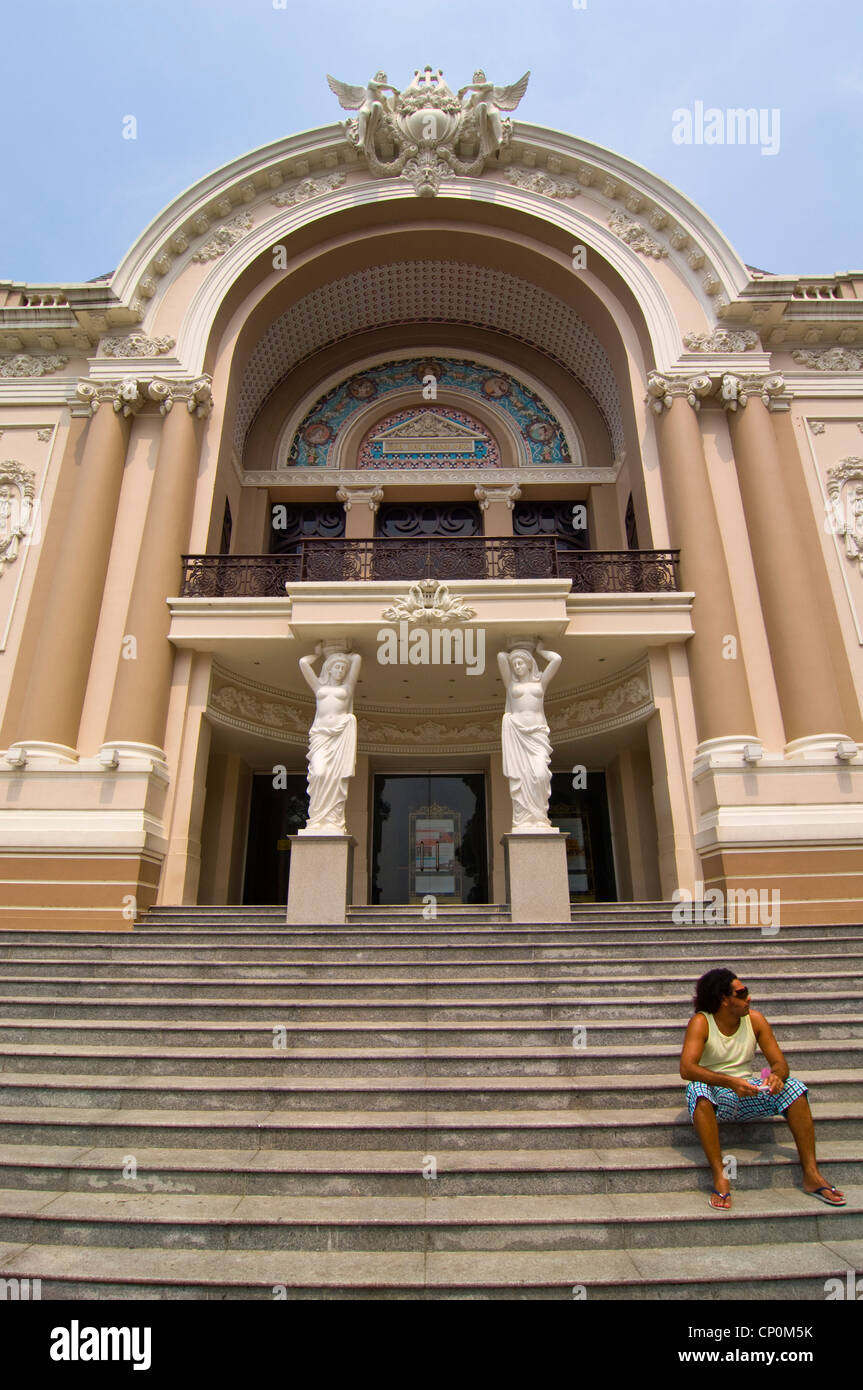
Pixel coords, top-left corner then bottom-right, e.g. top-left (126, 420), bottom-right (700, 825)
top-left (181, 540), bottom-right (680, 597)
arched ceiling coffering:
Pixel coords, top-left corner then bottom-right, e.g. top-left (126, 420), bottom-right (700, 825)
top-left (234, 260), bottom-right (625, 461)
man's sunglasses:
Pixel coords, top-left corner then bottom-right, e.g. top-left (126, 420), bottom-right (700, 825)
top-left (730, 985), bottom-right (749, 999)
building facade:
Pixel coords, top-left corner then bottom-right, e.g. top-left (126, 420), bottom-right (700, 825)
top-left (2, 68), bottom-right (863, 928)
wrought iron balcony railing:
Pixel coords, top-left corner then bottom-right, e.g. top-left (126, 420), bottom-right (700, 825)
top-left (181, 540), bottom-right (680, 598)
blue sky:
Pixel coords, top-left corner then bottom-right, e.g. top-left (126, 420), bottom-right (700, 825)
top-left (1, 0), bottom-right (860, 283)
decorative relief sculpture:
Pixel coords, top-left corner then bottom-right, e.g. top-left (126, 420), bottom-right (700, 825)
top-left (683, 329), bottom-right (759, 352)
top-left (504, 167), bottom-right (580, 199)
top-left (381, 580), bottom-right (476, 626)
top-left (793, 348), bottom-right (863, 371)
top-left (0, 462), bottom-right (36, 577)
top-left (826, 458), bottom-right (863, 572)
top-left (100, 334), bottom-right (176, 358)
top-left (497, 639), bottom-right (562, 832)
top-left (327, 65), bottom-right (529, 197)
top-left (298, 644), bottom-right (362, 834)
top-left (0, 354), bottom-right (68, 378)
top-left (271, 172), bottom-right (346, 207)
top-left (608, 212), bottom-right (668, 260)
top-left (191, 213), bottom-right (254, 262)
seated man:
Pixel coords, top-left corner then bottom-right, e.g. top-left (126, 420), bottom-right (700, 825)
top-left (679, 967), bottom-right (846, 1211)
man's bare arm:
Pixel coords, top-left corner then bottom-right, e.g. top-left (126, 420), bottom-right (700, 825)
top-left (751, 1009), bottom-right (789, 1091)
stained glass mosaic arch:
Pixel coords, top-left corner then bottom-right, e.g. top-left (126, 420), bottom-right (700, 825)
top-left (285, 357), bottom-right (571, 468)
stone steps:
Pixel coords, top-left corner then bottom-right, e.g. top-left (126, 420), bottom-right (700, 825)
top-left (1, 1185), bottom-right (861, 1254)
top-left (2, 1238), bottom-right (861, 1300)
top-left (2, 1067), bottom-right (862, 1111)
top-left (0, 913), bottom-right (859, 1299)
top-left (0, 995), bottom-right (858, 1022)
top-left (1, 1140), bottom-right (860, 1197)
top-left (2, 1101), bottom-right (861, 1149)
top-left (0, 1039), bottom-right (856, 1078)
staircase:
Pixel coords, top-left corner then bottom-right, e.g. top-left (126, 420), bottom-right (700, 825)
top-left (0, 905), bottom-right (860, 1299)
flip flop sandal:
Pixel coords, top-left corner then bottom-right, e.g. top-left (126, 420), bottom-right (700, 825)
top-left (807, 1186), bottom-right (847, 1207)
top-left (709, 1189), bottom-right (731, 1210)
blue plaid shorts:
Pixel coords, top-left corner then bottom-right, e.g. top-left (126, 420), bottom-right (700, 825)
top-left (686, 1075), bottom-right (808, 1123)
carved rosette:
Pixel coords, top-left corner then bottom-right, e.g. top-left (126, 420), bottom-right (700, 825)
top-left (0, 461), bottom-right (37, 577)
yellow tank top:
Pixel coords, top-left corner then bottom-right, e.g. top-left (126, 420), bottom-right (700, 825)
top-left (698, 1011), bottom-right (757, 1078)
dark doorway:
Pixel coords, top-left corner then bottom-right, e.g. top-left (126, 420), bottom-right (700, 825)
top-left (243, 773), bottom-right (309, 904)
top-left (372, 773), bottom-right (489, 905)
top-left (549, 771), bottom-right (617, 901)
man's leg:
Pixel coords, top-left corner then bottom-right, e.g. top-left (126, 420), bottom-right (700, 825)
top-left (782, 1093), bottom-right (845, 1204)
top-left (692, 1096), bottom-right (731, 1207)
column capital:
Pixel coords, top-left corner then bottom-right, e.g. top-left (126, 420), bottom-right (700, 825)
top-left (474, 483), bottom-right (522, 510)
top-left (75, 375), bottom-right (214, 419)
top-left (646, 372), bottom-right (713, 413)
top-left (74, 377), bottom-right (146, 418)
top-left (336, 484), bottom-right (383, 512)
top-left (147, 375), bottom-right (214, 418)
top-left (710, 371), bottom-right (791, 413)
top-left (647, 370), bottom-right (792, 415)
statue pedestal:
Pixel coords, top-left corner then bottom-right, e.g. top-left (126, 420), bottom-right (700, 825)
top-left (286, 834), bottom-right (355, 925)
top-left (503, 831), bottom-right (571, 924)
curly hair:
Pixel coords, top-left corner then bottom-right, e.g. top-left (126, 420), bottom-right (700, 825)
top-left (693, 967), bottom-right (738, 1014)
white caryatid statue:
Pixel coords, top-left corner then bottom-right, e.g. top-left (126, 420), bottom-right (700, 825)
top-left (298, 645), bottom-right (362, 834)
top-left (497, 641), bottom-right (562, 832)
